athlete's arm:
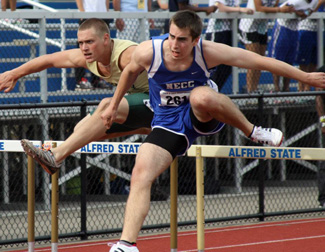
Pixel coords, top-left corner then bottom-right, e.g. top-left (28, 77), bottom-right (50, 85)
top-left (0, 49), bottom-right (86, 93)
top-left (101, 41), bottom-right (153, 128)
top-left (203, 40), bottom-right (325, 89)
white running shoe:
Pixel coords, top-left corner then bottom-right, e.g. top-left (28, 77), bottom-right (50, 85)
top-left (249, 126), bottom-right (283, 147)
top-left (108, 242), bottom-right (139, 252)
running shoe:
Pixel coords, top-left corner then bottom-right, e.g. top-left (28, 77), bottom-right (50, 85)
top-left (21, 139), bottom-right (61, 175)
top-left (249, 126), bottom-right (283, 147)
top-left (108, 242), bottom-right (139, 252)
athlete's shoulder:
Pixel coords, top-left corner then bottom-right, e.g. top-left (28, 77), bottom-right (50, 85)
top-left (112, 39), bottom-right (138, 55)
top-left (132, 40), bottom-right (154, 70)
top-left (112, 39), bottom-right (138, 68)
top-left (150, 34), bottom-right (168, 52)
top-left (201, 39), bottom-right (223, 52)
top-left (135, 40), bottom-right (154, 53)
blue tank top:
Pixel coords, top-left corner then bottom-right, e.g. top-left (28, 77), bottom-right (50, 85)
top-left (147, 33), bottom-right (211, 134)
top-left (148, 34), bottom-right (210, 116)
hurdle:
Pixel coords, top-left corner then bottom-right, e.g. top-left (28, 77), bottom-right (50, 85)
top-left (187, 144), bottom-right (325, 252)
top-left (24, 140), bottom-right (178, 252)
top-left (0, 140), bottom-right (42, 252)
top-left (40, 141), bottom-right (143, 252)
top-left (50, 142), bottom-right (59, 252)
top-left (19, 140), bottom-right (325, 252)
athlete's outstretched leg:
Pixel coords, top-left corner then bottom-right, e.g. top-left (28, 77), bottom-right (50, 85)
top-left (189, 86), bottom-right (283, 146)
top-left (51, 97), bottom-right (131, 163)
top-left (21, 96), bottom-right (152, 174)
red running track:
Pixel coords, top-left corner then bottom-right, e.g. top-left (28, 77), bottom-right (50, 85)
top-left (7, 218), bottom-right (325, 252)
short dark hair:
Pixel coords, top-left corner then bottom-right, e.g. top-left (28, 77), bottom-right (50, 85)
top-left (78, 18), bottom-right (110, 37)
top-left (169, 10), bottom-right (203, 40)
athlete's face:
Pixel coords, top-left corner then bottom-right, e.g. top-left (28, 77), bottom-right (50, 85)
top-left (77, 28), bottom-right (109, 62)
top-left (168, 23), bottom-right (199, 60)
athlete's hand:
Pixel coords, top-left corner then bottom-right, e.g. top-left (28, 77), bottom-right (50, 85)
top-left (101, 103), bottom-right (118, 129)
top-left (305, 72), bottom-right (325, 89)
top-left (0, 71), bottom-right (18, 93)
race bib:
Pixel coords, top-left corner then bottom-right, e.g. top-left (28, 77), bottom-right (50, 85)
top-left (138, 0), bottom-right (145, 9)
top-left (159, 90), bottom-right (191, 107)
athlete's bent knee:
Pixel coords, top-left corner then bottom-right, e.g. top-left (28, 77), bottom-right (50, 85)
top-left (97, 97), bottom-right (112, 111)
top-left (190, 87), bottom-right (215, 110)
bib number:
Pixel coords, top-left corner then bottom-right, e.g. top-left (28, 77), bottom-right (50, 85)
top-left (160, 90), bottom-right (190, 106)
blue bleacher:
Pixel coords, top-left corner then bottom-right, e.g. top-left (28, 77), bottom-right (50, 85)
top-left (17, 1), bottom-right (77, 10)
top-left (0, 1), bottom-right (88, 104)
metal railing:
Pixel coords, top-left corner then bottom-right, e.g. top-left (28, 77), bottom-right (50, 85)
top-left (0, 10), bottom-right (323, 97)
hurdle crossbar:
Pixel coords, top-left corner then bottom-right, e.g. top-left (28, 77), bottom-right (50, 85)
top-left (187, 144), bottom-right (325, 252)
top-left (43, 141), bottom-right (141, 155)
top-left (187, 145), bottom-right (325, 160)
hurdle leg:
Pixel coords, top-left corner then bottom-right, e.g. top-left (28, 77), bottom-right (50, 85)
top-left (28, 156), bottom-right (35, 252)
top-left (196, 147), bottom-right (205, 252)
top-left (170, 158), bottom-right (178, 252)
top-left (51, 142), bottom-right (59, 252)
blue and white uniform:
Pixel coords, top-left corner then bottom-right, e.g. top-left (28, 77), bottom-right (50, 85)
top-left (147, 34), bottom-right (225, 155)
top-left (268, 0), bottom-right (318, 63)
top-left (296, 4), bottom-right (324, 66)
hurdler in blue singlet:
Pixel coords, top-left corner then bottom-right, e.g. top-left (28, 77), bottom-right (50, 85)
top-left (147, 34), bottom-right (225, 154)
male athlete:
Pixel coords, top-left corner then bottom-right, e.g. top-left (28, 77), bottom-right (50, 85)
top-left (0, 18), bottom-right (153, 174)
top-left (103, 10), bottom-right (325, 252)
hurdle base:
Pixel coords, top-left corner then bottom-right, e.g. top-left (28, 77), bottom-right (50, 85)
top-left (170, 249), bottom-right (177, 252)
top-left (28, 242), bottom-right (35, 252)
top-left (51, 242), bottom-right (58, 252)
